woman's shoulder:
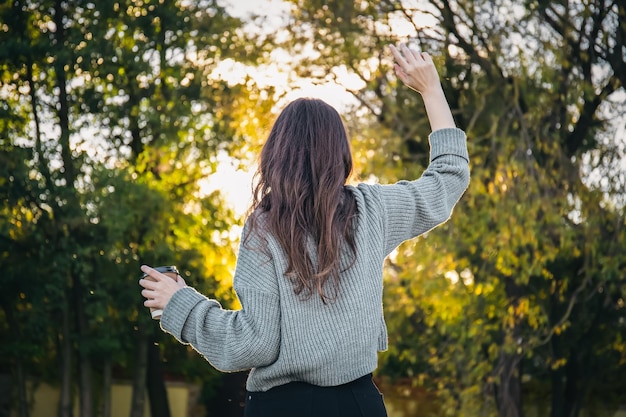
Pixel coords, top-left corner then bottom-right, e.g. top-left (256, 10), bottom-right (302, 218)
top-left (240, 210), bottom-right (272, 249)
top-left (344, 182), bottom-right (386, 218)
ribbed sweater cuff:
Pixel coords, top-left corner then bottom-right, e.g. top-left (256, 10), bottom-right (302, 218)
top-left (160, 286), bottom-right (209, 341)
top-left (429, 127), bottom-right (469, 162)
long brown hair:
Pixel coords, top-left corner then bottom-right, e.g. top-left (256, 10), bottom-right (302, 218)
top-left (247, 98), bottom-right (357, 303)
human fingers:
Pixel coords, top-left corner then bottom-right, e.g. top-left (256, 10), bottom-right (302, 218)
top-left (140, 264), bottom-right (169, 282)
top-left (138, 278), bottom-right (157, 290)
top-left (420, 51), bottom-right (432, 61)
top-left (140, 264), bottom-right (156, 277)
top-left (393, 63), bottom-right (409, 86)
top-left (140, 282), bottom-right (170, 306)
top-left (141, 287), bottom-right (156, 301)
top-left (176, 275), bottom-right (187, 287)
top-left (142, 294), bottom-right (161, 308)
top-left (141, 278), bottom-right (180, 309)
top-left (400, 44), bottom-right (424, 65)
top-left (389, 44), bottom-right (408, 68)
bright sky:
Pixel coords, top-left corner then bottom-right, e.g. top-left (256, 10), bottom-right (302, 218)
top-left (210, 0), bottom-right (626, 217)
top-left (203, 0), bottom-right (365, 216)
top-left (203, 0), bottom-right (445, 216)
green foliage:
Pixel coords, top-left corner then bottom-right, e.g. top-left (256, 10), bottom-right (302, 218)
top-left (0, 0), bottom-right (278, 413)
top-left (2, 0), bottom-right (625, 416)
top-left (282, 0), bottom-right (626, 415)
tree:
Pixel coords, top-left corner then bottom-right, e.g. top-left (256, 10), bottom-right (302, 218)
top-left (277, 0), bottom-right (626, 416)
top-left (0, 0), bottom-right (276, 416)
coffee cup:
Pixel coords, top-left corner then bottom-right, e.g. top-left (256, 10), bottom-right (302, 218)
top-left (142, 265), bottom-right (180, 320)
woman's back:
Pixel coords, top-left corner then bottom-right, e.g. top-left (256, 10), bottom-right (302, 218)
top-left (139, 44), bottom-right (470, 417)
top-left (236, 127), bottom-right (469, 392)
top-left (249, 97), bottom-right (358, 304)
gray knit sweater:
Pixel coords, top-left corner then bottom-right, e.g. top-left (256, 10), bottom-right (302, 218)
top-left (160, 127), bottom-right (470, 392)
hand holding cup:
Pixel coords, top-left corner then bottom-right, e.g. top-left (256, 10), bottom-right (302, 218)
top-left (139, 265), bottom-right (187, 319)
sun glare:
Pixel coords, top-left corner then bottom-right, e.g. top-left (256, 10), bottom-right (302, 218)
top-left (200, 152), bottom-right (256, 218)
top-left (208, 0), bottom-right (439, 217)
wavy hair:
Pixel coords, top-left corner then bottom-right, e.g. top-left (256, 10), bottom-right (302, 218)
top-left (247, 98), bottom-right (357, 303)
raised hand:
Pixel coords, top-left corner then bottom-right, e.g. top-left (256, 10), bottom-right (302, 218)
top-left (390, 44), bottom-right (441, 96)
top-left (390, 44), bottom-right (456, 131)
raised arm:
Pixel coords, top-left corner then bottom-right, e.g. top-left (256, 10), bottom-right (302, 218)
top-left (389, 44), bottom-right (455, 132)
top-left (358, 44), bottom-right (469, 253)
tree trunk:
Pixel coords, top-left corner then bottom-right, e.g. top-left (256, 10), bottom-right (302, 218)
top-left (496, 279), bottom-right (525, 417)
top-left (100, 359), bottom-right (112, 417)
top-left (53, 2), bottom-right (78, 413)
top-left (52, 0), bottom-right (76, 187)
top-left (204, 372), bottom-right (248, 417)
top-left (5, 306), bottom-right (30, 417)
top-left (58, 297), bottom-right (73, 417)
top-left (74, 276), bottom-right (94, 417)
top-left (27, 58), bottom-right (52, 187)
top-left (130, 330), bottom-right (149, 417)
top-left (550, 346), bottom-right (582, 417)
top-left (563, 349), bottom-right (580, 417)
top-left (78, 351), bottom-right (94, 417)
top-left (15, 362), bottom-right (29, 417)
top-left (0, 373), bottom-right (10, 417)
top-left (494, 349), bottom-right (524, 417)
top-left (550, 370), bottom-right (564, 417)
top-left (147, 337), bottom-right (171, 417)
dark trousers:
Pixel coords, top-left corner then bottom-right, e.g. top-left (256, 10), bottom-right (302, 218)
top-left (244, 374), bottom-right (388, 417)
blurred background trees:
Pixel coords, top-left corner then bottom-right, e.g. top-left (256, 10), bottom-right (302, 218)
top-left (1, 1), bottom-right (624, 417)
top-left (278, 0), bottom-right (626, 416)
top-left (0, 1), bottom-right (275, 416)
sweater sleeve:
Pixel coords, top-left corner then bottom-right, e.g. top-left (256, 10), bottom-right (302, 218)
top-left (378, 127), bottom-right (470, 254)
top-left (159, 223), bottom-right (281, 372)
